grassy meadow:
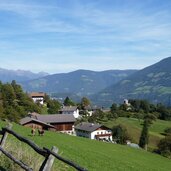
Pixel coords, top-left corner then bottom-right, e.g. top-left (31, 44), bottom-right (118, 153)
top-left (102, 117), bottom-right (171, 149)
top-left (0, 120), bottom-right (171, 171)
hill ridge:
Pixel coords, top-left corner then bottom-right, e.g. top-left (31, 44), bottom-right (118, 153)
top-left (93, 57), bottom-right (171, 106)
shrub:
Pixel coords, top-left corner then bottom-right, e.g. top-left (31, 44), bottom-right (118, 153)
top-left (112, 124), bottom-right (131, 144)
top-left (158, 135), bottom-right (171, 159)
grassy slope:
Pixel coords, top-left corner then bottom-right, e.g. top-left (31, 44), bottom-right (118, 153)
top-left (0, 121), bottom-right (171, 171)
top-left (102, 117), bottom-right (171, 149)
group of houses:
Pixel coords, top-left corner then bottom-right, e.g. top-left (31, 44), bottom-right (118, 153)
top-left (24, 92), bottom-right (113, 141)
top-left (20, 112), bottom-right (112, 141)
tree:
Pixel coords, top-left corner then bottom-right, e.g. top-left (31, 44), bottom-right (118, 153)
top-left (112, 124), bottom-right (130, 144)
top-left (63, 97), bottom-right (75, 106)
top-left (81, 97), bottom-right (91, 108)
top-left (164, 127), bottom-right (171, 136)
top-left (156, 103), bottom-right (171, 120)
top-left (139, 119), bottom-right (150, 150)
top-left (106, 112), bottom-right (118, 120)
top-left (108, 103), bottom-right (118, 120)
top-left (129, 99), bottom-right (141, 112)
top-left (140, 100), bottom-right (150, 113)
top-left (47, 99), bottom-right (61, 114)
top-left (158, 135), bottom-right (171, 158)
top-left (144, 114), bottom-right (156, 125)
top-left (110, 103), bottom-right (117, 113)
top-left (1, 83), bottom-right (16, 107)
top-left (0, 81), bottom-right (42, 122)
top-left (88, 109), bottom-right (104, 123)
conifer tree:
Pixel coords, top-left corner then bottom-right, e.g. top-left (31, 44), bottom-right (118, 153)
top-left (139, 119), bottom-right (150, 150)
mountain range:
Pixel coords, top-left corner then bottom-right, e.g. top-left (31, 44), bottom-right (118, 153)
top-left (1, 57), bottom-right (171, 107)
top-left (0, 68), bottom-right (49, 82)
top-left (93, 57), bottom-right (171, 107)
top-left (20, 69), bottom-right (137, 101)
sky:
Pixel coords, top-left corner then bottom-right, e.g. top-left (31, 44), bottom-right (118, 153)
top-left (0, 0), bottom-right (171, 74)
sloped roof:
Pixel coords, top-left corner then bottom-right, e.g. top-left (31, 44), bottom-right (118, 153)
top-left (36, 114), bottom-right (76, 123)
top-left (20, 117), bottom-right (55, 128)
top-left (60, 106), bottom-right (77, 112)
top-left (30, 92), bottom-right (45, 97)
top-left (75, 122), bottom-right (103, 132)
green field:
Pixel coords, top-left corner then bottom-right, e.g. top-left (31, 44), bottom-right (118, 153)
top-left (102, 117), bottom-right (171, 149)
top-left (0, 120), bottom-right (171, 171)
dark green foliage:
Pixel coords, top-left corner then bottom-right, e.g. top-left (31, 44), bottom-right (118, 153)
top-left (119, 104), bottom-right (128, 111)
top-left (105, 103), bottom-right (118, 120)
top-left (47, 99), bottom-right (61, 114)
top-left (144, 114), bottom-right (156, 125)
top-left (112, 124), bottom-right (130, 144)
top-left (110, 103), bottom-right (117, 113)
top-left (106, 112), bottom-right (118, 120)
top-left (113, 99), bottom-right (171, 121)
top-left (129, 99), bottom-right (153, 113)
top-left (140, 100), bottom-right (150, 113)
top-left (139, 120), bottom-right (150, 150)
top-left (158, 135), bottom-right (171, 158)
top-left (80, 97), bottom-right (91, 108)
top-left (88, 109), bottom-right (105, 123)
top-left (156, 103), bottom-right (171, 120)
top-left (164, 127), bottom-right (171, 135)
top-left (139, 114), bottom-right (156, 150)
top-left (63, 96), bottom-right (75, 106)
top-left (43, 94), bottom-right (61, 114)
top-left (0, 81), bottom-right (41, 122)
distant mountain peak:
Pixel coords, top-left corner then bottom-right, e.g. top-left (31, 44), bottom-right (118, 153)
top-left (0, 68), bottom-right (49, 82)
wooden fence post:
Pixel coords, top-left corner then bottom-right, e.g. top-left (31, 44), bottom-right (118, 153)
top-left (0, 123), bottom-right (12, 155)
top-left (39, 146), bottom-right (58, 171)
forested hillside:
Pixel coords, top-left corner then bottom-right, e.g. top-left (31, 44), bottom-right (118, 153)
top-left (93, 57), bottom-right (171, 107)
top-left (0, 81), bottom-right (41, 122)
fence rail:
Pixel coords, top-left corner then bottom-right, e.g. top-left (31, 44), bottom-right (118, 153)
top-left (0, 125), bottom-right (88, 171)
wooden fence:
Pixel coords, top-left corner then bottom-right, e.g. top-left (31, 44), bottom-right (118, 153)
top-left (0, 124), bottom-right (88, 171)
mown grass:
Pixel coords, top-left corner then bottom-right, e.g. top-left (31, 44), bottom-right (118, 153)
top-left (0, 120), bottom-right (171, 171)
top-left (102, 117), bottom-right (171, 149)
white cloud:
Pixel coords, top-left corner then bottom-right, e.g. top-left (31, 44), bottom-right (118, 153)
top-left (0, 0), bottom-right (171, 73)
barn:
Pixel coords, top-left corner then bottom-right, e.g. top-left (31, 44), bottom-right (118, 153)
top-left (20, 114), bottom-right (76, 134)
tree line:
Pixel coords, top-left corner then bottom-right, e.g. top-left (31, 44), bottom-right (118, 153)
top-left (0, 81), bottom-right (91, 122)
top-left (0, 81), bottom-right (41, 122)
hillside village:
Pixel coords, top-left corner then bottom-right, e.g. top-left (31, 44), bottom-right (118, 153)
top-left (20, 90), bottom-right (171, 151)
top-left (0, 79), bottom-right (171, 170)
top-left (21, 92), bottom-right (113, 142)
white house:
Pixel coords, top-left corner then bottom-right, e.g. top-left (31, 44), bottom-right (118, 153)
top-left (59, 106), bottom-right (79, 118)
top-left (29, 92), bottom-right (45, 105)
top-left (75, 122), bottom-right (113, 141)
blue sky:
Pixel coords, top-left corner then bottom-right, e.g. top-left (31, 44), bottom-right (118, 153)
top-left (0, 0), bottom-right (171, 73)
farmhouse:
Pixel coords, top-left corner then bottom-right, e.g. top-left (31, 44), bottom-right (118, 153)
top-left (20, 114), bottom-right (76, 134)
top-left (20, 116), bottom-right (55, 130)
top-left (75, 122), bottom-right (112, 141)
top-left (59, 106), bottom-right (79, 118)
top-left (29, 92), bottom-right (45, 105)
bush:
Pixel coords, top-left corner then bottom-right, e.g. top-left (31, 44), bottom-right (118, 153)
top-left (164, 127), bottom-right (171, 136)
top-left (112, 124), bottom-right (131, 144)
top-left (158, 135), bottom-right (171, 159)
